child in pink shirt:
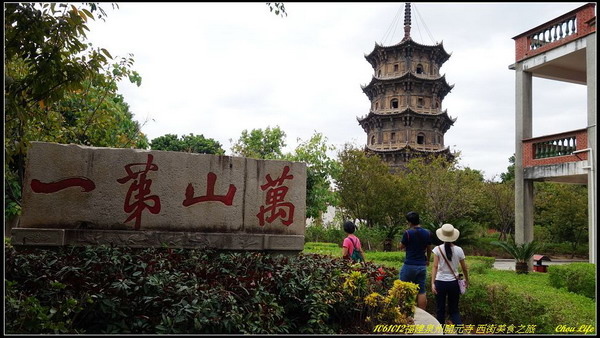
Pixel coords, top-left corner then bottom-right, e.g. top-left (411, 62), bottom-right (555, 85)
top-left (342, 221), bottom-right (364, 262)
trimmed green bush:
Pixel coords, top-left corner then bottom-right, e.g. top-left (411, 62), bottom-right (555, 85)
top-left (446, 271), bottom-right (596, 334)
top-left (303, 242), bottom-right (406, 269)
top-left (305, 225), bottom-right (345, 245)
top-left (302, 242), bottom-right (340, 257)
top-left (6, 244), bottom-right (411, 334)
top-left (466, 256), bottom-right (495, 274)
top-left (305, 225), bottom-right (401, 252)
top-left (548, 263), bottom-right (596, 299)
top-left (363, 251), bottom-right (406, 263)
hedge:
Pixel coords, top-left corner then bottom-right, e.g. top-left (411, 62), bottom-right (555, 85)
top-left (426, 270), bottom-right (596, 334)
top-left (548, 263), bottom-right (596, 299)
top-left (6, 243), bottom-right (416, 334)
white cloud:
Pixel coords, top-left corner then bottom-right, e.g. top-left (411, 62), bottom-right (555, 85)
top-left (85, 2), bottom-right (590, 180)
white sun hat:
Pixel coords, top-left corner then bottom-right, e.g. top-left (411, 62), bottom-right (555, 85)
top-left (436, 223), bottom-right (460, 242)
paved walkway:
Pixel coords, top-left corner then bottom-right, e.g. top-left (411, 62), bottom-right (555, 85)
top-left (414, 308), bottom-right (444, 335)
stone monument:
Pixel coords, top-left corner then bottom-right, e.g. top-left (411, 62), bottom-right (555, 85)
top-left (12, 142), bottom-right (307, 252)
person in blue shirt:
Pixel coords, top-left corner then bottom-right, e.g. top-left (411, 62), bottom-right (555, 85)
top-left (399, 211), bottom-right (432, 310)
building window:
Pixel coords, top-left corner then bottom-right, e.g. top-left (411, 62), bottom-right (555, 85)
top-left (391, 132), bottom-right (396, 143)
top-left (391, 99), bottom-right (399, 109)
top-left (371, 135), bottom-right (376, 145)
top-left (375, 102), bottom-right (379, 110)
top-left (417, 97), bottom-right (424, 107)
top-left (378, 70), bottom-right (381, 77)
top-left (416, 64), bottom-right (424, 74)
top-left (394, 64), bottom-right (399, 72)
top-left (417, 133), bottom-right (425, 145)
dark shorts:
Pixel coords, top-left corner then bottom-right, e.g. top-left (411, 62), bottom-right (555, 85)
top-left (399, 264), bottom-right (427, 294)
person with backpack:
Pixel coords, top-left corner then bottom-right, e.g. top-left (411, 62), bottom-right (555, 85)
top-left (431, 223), bottom-right (469, 326)
top-left (342, 221), bottom-right (364, 263)
top-left (399, 211), bottom-right (432, 310)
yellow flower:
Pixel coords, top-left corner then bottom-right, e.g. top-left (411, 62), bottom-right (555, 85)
top-left (342, 271), bottom-right (367, 293)
top-left (364, 292), bottom-right (384, 307)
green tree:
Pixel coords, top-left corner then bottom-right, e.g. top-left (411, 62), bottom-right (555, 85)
top-left (335, 145), bottom-right (413, 238)
top-left (284, 132), bottom-right (340, 221)
top-left (150, 134), bottom-right (225, 155)
top-left (230, 126), bottom-right (286, 159)
top-left (482, 181), bottom-right (515, 240)
top-left (535, 182), bottom-right (588, 256)
top-left (5, 3), bottom-right (146, 217)
top-left (500, 155), bottom-right (516, 183)
top-left (23, 59), bottom-right (148, 149)
top-left (230, 128), bottom-right (340, 221)
top-left (148, 134), bottom-right (181, 152)
top-left (404, 156), bottom-right (484, 227)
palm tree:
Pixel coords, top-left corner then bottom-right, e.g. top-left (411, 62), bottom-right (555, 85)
top-left (423, 221), bottom-right (477, 247)
top-left (381, 222), bottom-right (402, 252)
top-left (493, 240), bottom-right (541, 274)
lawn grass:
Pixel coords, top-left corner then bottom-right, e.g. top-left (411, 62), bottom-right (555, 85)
top-left (303, 242), bottom-right (490, 269)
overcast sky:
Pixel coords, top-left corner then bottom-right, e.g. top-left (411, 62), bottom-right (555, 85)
top-left (86, 2), bottom-right (589, 181)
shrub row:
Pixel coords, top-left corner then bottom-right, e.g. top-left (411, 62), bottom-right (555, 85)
top-left (425, 270), bottom-right (596, 334)
top-left (548, 263), bottom-right (596, 299)
top-left (6, 244), bottom-right (417, 334)
top-left (307, 224), bottom-right (589, 259)
top-left (305, 225), bottom-right (401, 252)
top-left (466, 256), bottom-right (495, 274)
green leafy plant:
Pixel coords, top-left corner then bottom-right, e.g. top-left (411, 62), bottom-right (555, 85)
top-left (422, 220), bottom-right (478, 247)
top-left (453, 270), bottom-right (596, 334)
top-left (493, 240), bottom-right (541, 274)
top-left (548, 263), bottom-right (595, 299)
top-left (5, 245), bottom-right (404, 334)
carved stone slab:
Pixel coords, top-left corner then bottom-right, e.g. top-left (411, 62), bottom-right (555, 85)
top-left (15, 142), bottom-right (307, 251)
top-left (12, 228), bottom-right (66, 246)
top-left (11, 229), bottom-right (305, 251)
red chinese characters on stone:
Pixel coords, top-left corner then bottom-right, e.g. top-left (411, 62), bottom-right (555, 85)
top-left (183, 172), bottom-right (237, 207)
top-left (256, 166), bottom-right (295, 226)
top-left (117, 154), bottom-right (161, 230)
top-left (31, 177), bottom-right (96, 193)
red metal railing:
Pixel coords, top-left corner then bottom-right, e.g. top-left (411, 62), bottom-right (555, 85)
top-left (522, 129), bottom-right (588, 168)
top-left (513, 3), bottom-right (596, 62)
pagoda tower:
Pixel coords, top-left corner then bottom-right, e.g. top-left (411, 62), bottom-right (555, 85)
top-left (358, 3), bottom-right (456, 172)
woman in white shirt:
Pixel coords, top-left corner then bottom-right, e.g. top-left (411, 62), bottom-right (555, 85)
top-left (431, 223), bottom-right (469, 326)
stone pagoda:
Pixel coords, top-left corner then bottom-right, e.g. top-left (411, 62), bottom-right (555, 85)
top-left (358, 3), bottom-right (456, 172)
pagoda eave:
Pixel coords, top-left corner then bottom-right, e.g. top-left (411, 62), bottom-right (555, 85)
top-left (357, 108), bottom-right (455, 124)
top-left (365, 38), bottom-right (451, 66)
top-left (361, 73), bottom-right (452, 91)
top-left (365, 144), bottom-right (454, 156)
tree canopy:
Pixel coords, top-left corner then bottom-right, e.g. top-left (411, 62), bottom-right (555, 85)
top-left (230, 126), bottom-right (286, 160)
top-left (5, 3), bottom-right (147, 217)
top-left (335, 144), bottom-right (412, 228)
top-left (230, 127), bottom-right (339, 221)
top-left (150, 134), bottom-right (224, 155)
top-left (284, 132), bottom-right (339, 220)
top-left (404, 155), bottom-right (483, 227)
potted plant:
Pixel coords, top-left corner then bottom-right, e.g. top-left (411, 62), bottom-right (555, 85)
top-left (493, 240), bottom-right (541, 274)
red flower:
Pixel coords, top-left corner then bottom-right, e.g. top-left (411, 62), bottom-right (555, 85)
top-left (376, 267), bottom-right (386, 281)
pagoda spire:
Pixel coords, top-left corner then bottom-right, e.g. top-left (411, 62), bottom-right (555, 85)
top-left (402, 3), bottom-right (411, 42)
